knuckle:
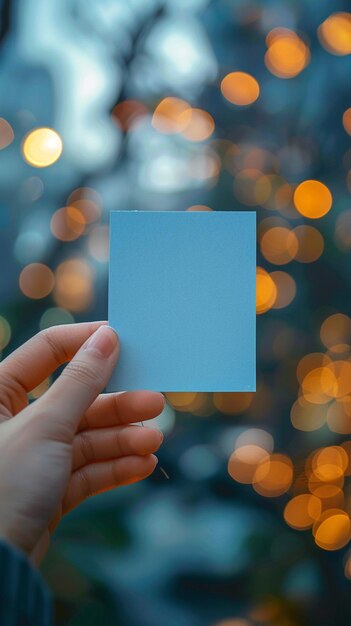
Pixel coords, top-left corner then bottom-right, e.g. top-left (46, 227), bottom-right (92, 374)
top-left (39, 327), bottom-right (68, 366)
top-left (61, 359), bottom-right (104, 393)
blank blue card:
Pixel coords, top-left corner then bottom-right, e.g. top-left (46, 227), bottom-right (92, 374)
top-left (108, 210), bottom-right (256, 392)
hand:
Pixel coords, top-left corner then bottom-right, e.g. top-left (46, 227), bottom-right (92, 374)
top-left (0, 321), bottom-right (164, 565)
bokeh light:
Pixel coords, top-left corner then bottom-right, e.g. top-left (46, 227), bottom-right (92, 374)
top-left (87, 225), bottom-right (109, 262)
top-left (290, 397), bottom-right (327, 432)
top-left (265, 28), bottom-right (310, 79)
top-left (220, 72), bottom-right (260, 106)
top-left (271, 271), bottom-right (296, 309)
top-left (50, 206), bottom-right (85, 241)
top-left (39, 307), bottom-right (75, 330)
top-left (256, 267), bottom-right (277, 314)
top-left (253, 453), bottom-right (293, 497)
top-left (152, 97), bottom-right (191, 134)
top-left (53, 259), bottom-right (94, 312)
top-left (343, 108), bottom-right (351, 136)
top-left (214, 392), bottom-right (253, 415)
top-left (0, 316), bottom-right (11, 350)
top-left (293, 225), bottom-right (324, 263)
top-left (284, 494), bottom-right (322, 530)
top-left (180, 108), bottom-right (215, 142)
top-left (318, 12), bottom-right (351, 56)
top-left (293, 180), bottom-right (332, 218)
top-left (112, 99), bottom-right (148, 132)
top-left (228, 444), bottom-right (270, 484)
top-left (19, 263), bottom-right (55, 299)
top-left (260, 226), bottom-right (298, 265)
top-left (320, 314), bottom-right (351, 353)
top-left (22, 127), bottom-right (63, 167)
top-left (314, 510), bottom-right (351, 551)
top-left (0, 117), bottom-right (14, 149)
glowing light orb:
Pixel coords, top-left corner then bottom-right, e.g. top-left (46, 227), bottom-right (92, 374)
top-left (22, 127), bottom-right (63, 168)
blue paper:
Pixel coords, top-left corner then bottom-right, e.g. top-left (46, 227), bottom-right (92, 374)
top-left (108, 210), bottom-right (256, 392)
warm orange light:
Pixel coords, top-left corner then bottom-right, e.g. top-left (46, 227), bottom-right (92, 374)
top-left (214, 392), bottom-right (253, 415)
top-left (312, 446), bottom-right (348, 482)
top-left (253, 453), bottom-right (293, 497)
top-left (284, 494), bottom-right (321, 530)
top-left (221, 72), bottom-right (260, 106)
top-left (179, 108), bottom-right (215, 142)
top-left (228, 445), bottom-right (270, 484)
top-left (260, 227), bottom-right (298, 265)
top-left (19, 263), bottom-right (55, 299)
top-left (165, 392), bottom-right (198, 411)
top-left (265, 28), bottom-right (310, 78)
top-left (51, 206), bottom-right (85, 242)
top-left (343, 108), bottom-right (351, 135)
top-left (296, 353), bottom-right (332, 385)
top-left (301, 366), bottom-right (336, 404)
top-left (271, 271), bottom-right (296, 308)
top-left (293, 180), bottom-right (332, 218)
top-left (53, 259), bottom-right (93, 312)
top-left (293, 225), bottom-right (324, 263)
top-left (313, 509), bottom-right (351, 551)
top-left (152, 97), bottom-right (191, 134)
top-left (290, 397), bottom-right (327, 432)
top-left (0, 117), bottom-right (14, 149)
top-left (256, 267), bottom-right (277, 314)
top-left (112, 100), bottom-right (148, 131)
top-left (320, 313), bottom-right (351, 353)
top-left (318, 13), bottom-right (351, 56)
top-left (328, 400), bottom-right (351, 435)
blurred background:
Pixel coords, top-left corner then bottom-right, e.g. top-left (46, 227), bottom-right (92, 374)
top-left (1, 0), bottom-right (351, 624)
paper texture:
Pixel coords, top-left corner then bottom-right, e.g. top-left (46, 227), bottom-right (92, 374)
top-left (108, 210), bottom-right (256, 392)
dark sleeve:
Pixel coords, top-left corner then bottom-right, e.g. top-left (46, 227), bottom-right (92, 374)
top-left (0, 538), bottom-right (53, 626)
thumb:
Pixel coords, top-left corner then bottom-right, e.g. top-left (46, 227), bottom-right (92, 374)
top-left (33, 325), bottom-right (120, 436)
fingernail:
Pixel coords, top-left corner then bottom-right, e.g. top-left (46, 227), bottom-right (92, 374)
top-left (153, 455), bottom-right (159, 466)
top-left (85, 326), bottom-right (119, 358)
top-left (158, 430), bottom-right (164, 443)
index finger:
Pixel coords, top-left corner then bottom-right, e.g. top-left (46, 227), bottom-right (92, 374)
top-left (0, 321), bottom-right (107, 402)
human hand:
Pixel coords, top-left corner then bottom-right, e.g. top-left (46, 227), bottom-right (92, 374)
top-left (0, 322), bottom-right (164, 565)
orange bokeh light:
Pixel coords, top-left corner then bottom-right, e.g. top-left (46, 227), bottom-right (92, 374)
top-left (284, 494), bottom-right (321, 530)
top-left (318, 12), bottom-right (351, 56)
top-left (221, 72), bottom-right (260, 106)
top-left (152, 97), bottom-right (191, 134)
top-left (260, 226), bottom-right (298, 265)
top-left (51, 206), bottom-right (85, 242)
top-left (313, 509), bottom-right (351, 551)
top-left (293, 180), bottom-right (332, 218)
top-left (265, 28), bottom-right (310, 79)
top-left (253, 453), bottom-right (293, 497)
top-left (19, 263), bottom-right (55, 299)
top-left (293, 225), bottom-right (324, 263)
top-left (179, 108), bottom-right (215, 142)
top-left (271, 271), bottom-right (296, 309)
top-left (53, 259), bottom-right (93, 312)
top-left (256, 267), bottom-right (277, 314)
top-left (214, 392), bottom-right (253, 415)
top-left (228, 445), bottom-right (270, 484)
top-left (0, 117), bottom-right (14, 149)
top-left (343, 108), bottom-right (351, 135)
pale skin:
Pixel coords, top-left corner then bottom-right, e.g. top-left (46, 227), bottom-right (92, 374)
top-left (0, 321), bottom-right (164, 566)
